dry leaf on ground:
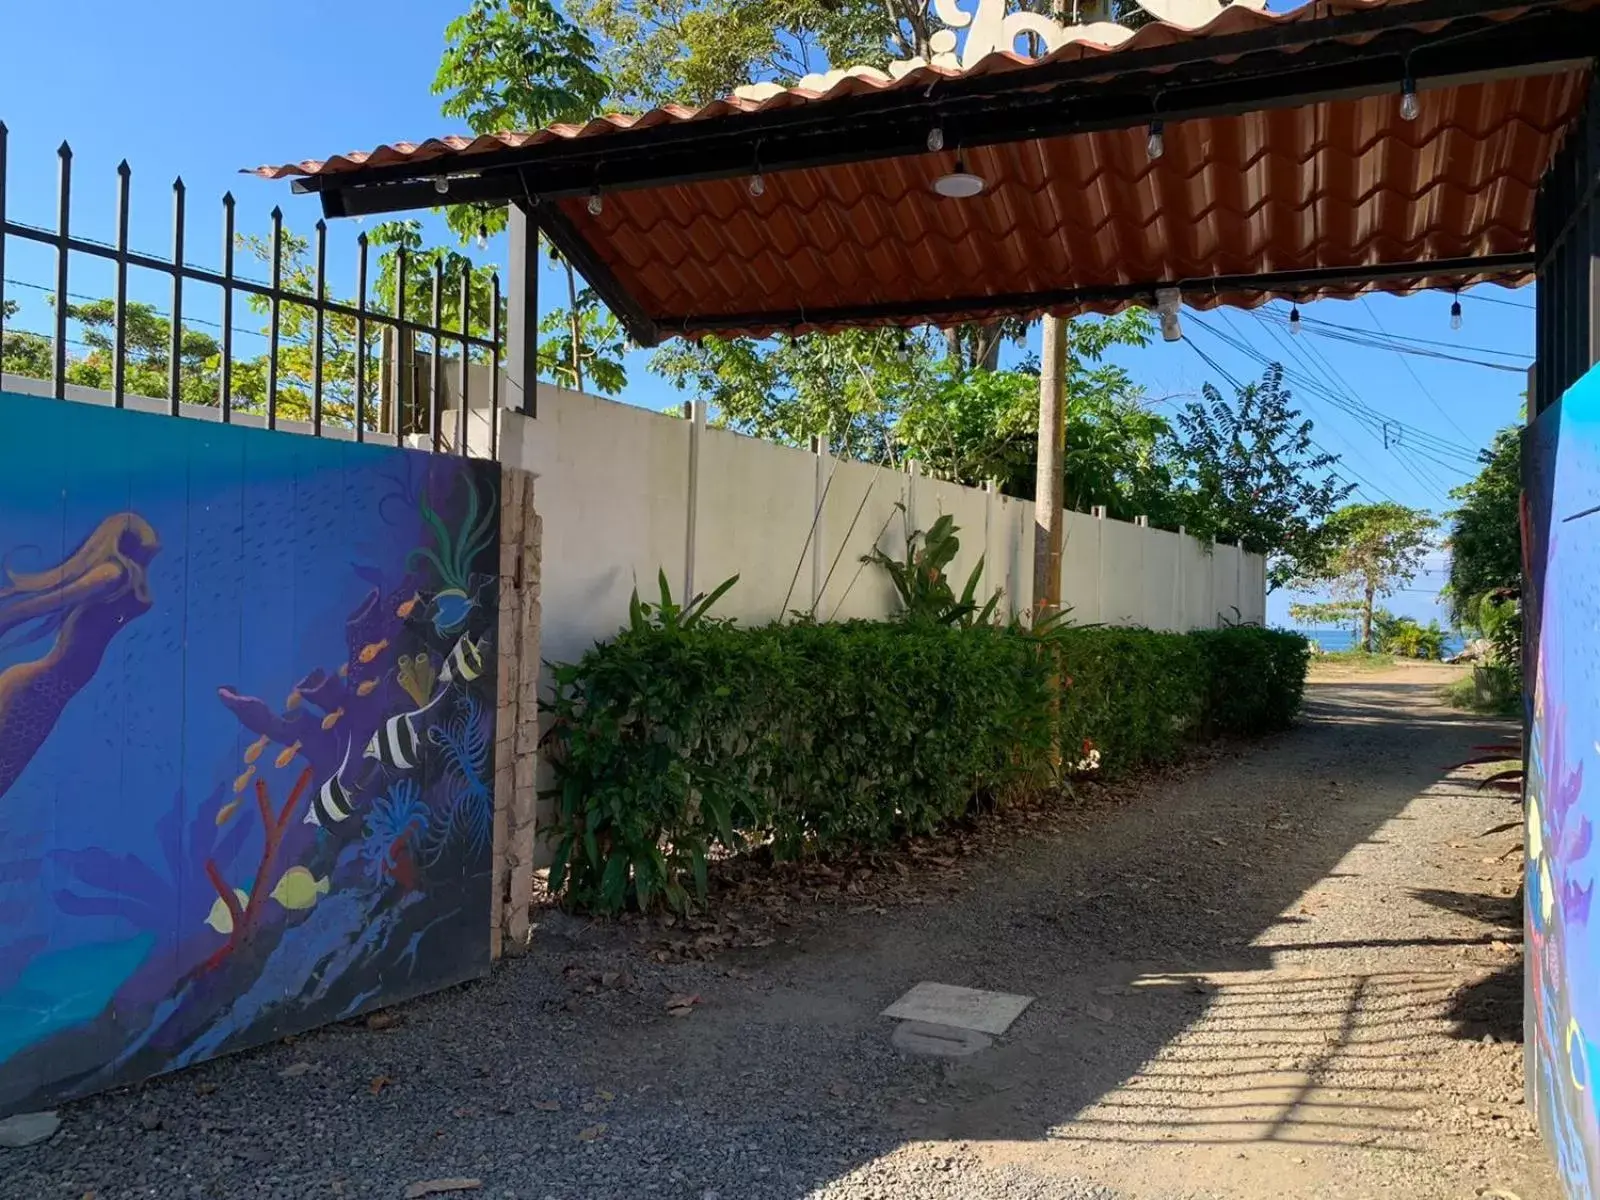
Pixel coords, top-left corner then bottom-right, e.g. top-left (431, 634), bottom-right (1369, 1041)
top-left (576, 1123), bottom-right (607, 1142)
top-left (368, 1075), bottom-right (392, 1095)
top-left (666, 994), bottom-right (701, 1017)
top-left (531, 1099), bottom-right (561, 1112)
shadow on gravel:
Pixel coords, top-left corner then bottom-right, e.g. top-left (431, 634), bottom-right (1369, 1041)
top-left (1446, 960), bottom-right (1526, 1044)
top-left (0, 677), bottom-right (1528, 1200)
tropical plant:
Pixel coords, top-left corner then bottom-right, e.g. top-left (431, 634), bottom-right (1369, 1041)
top-left (862, 505), bottom-right (1001, 627)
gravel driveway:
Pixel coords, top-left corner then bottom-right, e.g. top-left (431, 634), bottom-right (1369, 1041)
top-left (1, 663), bottom-right (1552, 1200)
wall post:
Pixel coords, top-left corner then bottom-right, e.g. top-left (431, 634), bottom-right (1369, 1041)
top-left (684, 397), bottom-right (705, 601)
top-left (812, 435), bottom-right (828, 613)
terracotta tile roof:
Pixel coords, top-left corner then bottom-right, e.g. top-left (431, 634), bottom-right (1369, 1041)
top-left (249, 0), bottom-right (1555, 182)
top-left (550, 72), bottom-right (1578, 334)
top-left (251, 0), bottom-right (1591, 338)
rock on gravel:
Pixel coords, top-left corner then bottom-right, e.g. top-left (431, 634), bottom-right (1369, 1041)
top-left (0, 1111), bottom-right (59, 1149)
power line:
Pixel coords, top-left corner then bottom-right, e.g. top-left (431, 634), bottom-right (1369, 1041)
top-left (1177, 331), bottom-right (1392, 504)
top-left (1195, 310), bottom-right (1477, 491)
top-left (1358, 296), bottom-right (1475, 444)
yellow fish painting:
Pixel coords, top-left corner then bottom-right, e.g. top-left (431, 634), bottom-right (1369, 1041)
top-left (321, 708), bottom-right (345, 731)
top-left (275, 741), bottom-right (302, 769)
top-left (271, 867), bottom-right (330, 911)
top-left (396, 593), bottom-right (421, 619)
top-left (356, 679), bottom-right (379, 698)
top-left (233, 765), bottom-right (256, 794)
top-left (216, 798), bottom-right (244, 826)
top-left (244, 734), bottom-right (270, 765)
top-left (205, 889), bottom-right (251, 935)
top-left (358, 640), bottom-right (390, 664)
top-left (285, 689), bottom-right (303, 711)
top-left (338, 662), bottom-right (349, 679)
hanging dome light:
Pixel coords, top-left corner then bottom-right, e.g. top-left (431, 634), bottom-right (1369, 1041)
top-left (934, 153), bottom-right (986, 199)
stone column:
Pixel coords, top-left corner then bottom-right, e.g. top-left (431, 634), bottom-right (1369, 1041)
top-left (492, 465), bottom-right (542, 958)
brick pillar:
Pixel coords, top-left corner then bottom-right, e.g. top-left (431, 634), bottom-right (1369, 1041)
top-left (492, 465), bottom-right (541, 958)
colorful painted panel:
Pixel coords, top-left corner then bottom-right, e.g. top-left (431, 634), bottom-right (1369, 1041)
top-left (0, 391), bottom-right (499, 1114)
top-left (1527, 371), bottom-right (1600, 1196)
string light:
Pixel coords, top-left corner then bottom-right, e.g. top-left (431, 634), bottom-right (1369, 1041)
top-left (927, 126), bottom-right (945, 153)
top-left (749, 172), bottom-right (766, 197)
top-left (1289, 304), bottom-right (1302, 335)
top-left (587, 188), bottom-right (603, 216)
top-left (476, 224), bottom-right (488, 250)
top-left (1146, 119), bottom-right (1165, 160)
top-left (1450, 296), bottom-right (1463, 331)
top-left (1400, 74), bottom-right (1420, 121)
top-left (433, 177), bottom-right (451, 195)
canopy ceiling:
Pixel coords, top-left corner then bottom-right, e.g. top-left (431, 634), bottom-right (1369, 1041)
top-left (256, 0), bottom-right (1600, 346)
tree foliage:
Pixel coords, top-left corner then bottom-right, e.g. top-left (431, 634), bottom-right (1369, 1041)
top-left (1172, 364), bottom-right (1356, 589)
top-left (1446, 425), bottom-right (1522, 627)
top-left (1299, 501), bottom-right (1438, 652)
top-left (433, 0), bottom-right (626, 392)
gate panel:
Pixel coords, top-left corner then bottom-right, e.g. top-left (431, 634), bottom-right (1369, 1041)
top-left (1524, 367), bottom-right (1600, 1196)
top-left (0, 389), bottom-right (499, 1114)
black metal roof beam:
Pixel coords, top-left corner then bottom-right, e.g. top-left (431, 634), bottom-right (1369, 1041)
top-left (295, 0), bottom-right (1596, 216)
top-left (532, 197), bottom-right (662, 349)
top-left (661, 253), bottom-right (1535, 336)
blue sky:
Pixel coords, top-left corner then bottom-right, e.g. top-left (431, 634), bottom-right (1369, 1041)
top-left (0, 0), bottom-right (1533, 629)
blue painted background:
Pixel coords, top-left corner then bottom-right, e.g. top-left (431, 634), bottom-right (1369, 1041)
top-left (1527, 370), bottom-right (1600, 1196)
top-left (0, 390), bottom-right (499, 1113)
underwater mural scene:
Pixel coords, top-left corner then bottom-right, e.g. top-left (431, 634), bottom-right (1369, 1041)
top-left (1526, 368), bottom-right (1600, 1197)
top-left (0, 389), bottom-right (500, 1114)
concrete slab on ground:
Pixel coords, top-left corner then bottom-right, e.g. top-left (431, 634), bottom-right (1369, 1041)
top-left (882, 982), bottom-right (1034, 1036)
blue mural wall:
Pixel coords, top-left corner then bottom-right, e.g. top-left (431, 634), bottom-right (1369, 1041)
top-left (1526, 369), bottom-right (1600, 1196)
top-left (0, 390), bottom-right (499, 1114)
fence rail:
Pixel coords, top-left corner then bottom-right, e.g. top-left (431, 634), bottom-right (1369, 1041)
top-left (0, 124), bottom-right (504, 458)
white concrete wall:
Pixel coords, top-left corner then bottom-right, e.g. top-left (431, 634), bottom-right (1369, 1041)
top-left (497, 384), bottom-right (1269, 657)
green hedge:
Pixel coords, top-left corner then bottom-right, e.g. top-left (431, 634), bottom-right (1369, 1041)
top-left (544, 613), bottom-right (1309, 913)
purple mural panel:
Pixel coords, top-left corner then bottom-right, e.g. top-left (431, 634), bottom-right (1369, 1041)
top-left (1526, 369), bottom-right (1600, 1196)
top-left (0, 390), bottom-right (499, 1114)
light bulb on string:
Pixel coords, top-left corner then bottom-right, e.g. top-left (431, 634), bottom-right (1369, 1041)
top-left (476, 224), bottom-right (488, 250)
top-left (1400, 75), bottom-right (1419, 121)
top-left (1289, 304), bottom-right (1301, 335)
top-left (1146, 120), bottom-right (1165, 160)
top-left (433, 176), bottom-right (451, 195)
top-left (587, 188), bottom-right (603, 216)
top-left (1450, 297), bottom-right (1463, 331)
top-left (927, 126), bottom-right (945, 153)
top-left (749, 172), bottom-right (766, 197)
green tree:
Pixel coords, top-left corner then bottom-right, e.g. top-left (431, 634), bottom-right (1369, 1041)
top-left (434, 0), bottom-right (623, 392)
top-left (1445, 425), bottom-right (1522, 628)
top-left (1173, 365), bottom-right (1355, 589)
top-left (652, 327), bottom-right (932, 461)
top-left (1300, 501), bottom-right (1438, 652)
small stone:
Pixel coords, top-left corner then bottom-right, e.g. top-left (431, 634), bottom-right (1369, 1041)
top-left (703, 1191), bottom-right (722, 1200)
top-left (0, 1111), bottom-right (60, 1149)
top-left (137, 1111), bottom-right (163, 1133)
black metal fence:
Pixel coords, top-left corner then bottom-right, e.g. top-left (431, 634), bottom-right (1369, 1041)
top-left (0, 124), bottom-right (504, 458)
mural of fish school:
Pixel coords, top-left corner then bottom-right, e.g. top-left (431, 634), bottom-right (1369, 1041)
top-left (0, 388), bottom-right (503, 1113)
